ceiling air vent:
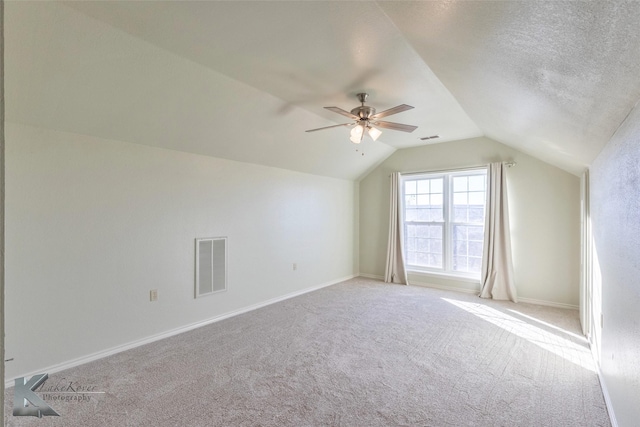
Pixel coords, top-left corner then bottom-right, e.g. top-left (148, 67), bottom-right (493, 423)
top-left (420, 135), bottom-right (440, 141)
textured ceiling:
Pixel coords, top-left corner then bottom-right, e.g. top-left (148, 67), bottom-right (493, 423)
top-left (378, 1), bottom-right (640, 175)
top-left (6, 1), bottom-right (640, 179)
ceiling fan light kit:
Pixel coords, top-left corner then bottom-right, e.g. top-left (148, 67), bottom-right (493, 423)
top-left (306, 93), bottom-right (418, 144)
top-left (368, 126), bottom-right (382, 141)
top-left (350, 123), bottom-right (364, 143)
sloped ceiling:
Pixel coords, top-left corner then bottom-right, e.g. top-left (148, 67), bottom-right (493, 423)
top-left (6, 1), bottom-right (640, 179)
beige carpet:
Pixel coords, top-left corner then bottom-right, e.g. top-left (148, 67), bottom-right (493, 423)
top-left (4, 277), bottom-right (610, 426)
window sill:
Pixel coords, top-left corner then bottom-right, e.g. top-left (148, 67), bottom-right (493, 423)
top-left (406, 268), bottom-right (481, 284)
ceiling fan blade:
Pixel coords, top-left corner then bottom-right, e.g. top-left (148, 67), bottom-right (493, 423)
top-left (324, 107), bottom-right (359, 120)
top-left (371, 120), bottom-right (418, 133)
top-left (370, 104), bottom-right (414, 119)
top-left (305, 123), bottom-right (354, 133)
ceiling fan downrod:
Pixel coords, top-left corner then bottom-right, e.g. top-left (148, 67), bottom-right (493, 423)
top-left (351, 93), bottom-right (376, 120)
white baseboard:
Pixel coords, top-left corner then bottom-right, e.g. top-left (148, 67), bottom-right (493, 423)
top-left (595, 360), bottom-right (618, 427)
top-left (5, 275), bottom-right (355, 389)
top-left (590, 341), bottom-right (618, 427)
top-left (518, 296), bottom-right (578, 310)
top-left (358, 273), bottom-right (384, 280)
top-left (374, 275), bottom-right (579, 310)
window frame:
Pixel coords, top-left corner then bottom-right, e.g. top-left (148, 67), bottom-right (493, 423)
top-left (400, 167), bottom-right (488, 280)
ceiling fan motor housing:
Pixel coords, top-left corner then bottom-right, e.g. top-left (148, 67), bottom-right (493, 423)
top-left (351, 106), bottom-right (376, 120)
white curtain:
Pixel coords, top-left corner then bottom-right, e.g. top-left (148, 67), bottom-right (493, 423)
top-left (385, 172), bottom-right (409, 285)
top-left (480, 163), bottom-right (517, 302)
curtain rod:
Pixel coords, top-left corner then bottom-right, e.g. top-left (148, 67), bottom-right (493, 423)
top-left (395, 161), bottom-right (516, 177)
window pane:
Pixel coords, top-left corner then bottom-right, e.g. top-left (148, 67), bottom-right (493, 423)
top-left (469, 191), bottom-right (485, 205)
top-left (417, 194), bottom-right (429, 206)
top-left (431, 178), bottom-right (443, 193)
top-left (454, 239), bottom-right (467, 256)
top-left (416, 225), bottom-right (429, 238)
top-left (417, 209), bottom-right (429, 221)
top-left (469, 257), bottom-right (483, 273)
top-left (469, 241), bottom-right (484, 257)
top-left (469, 207), bottom-right (484, 223)
top-left (417, 180), bottom-right (429, 193)
top-left (407, 252), bottom-right (417, 264)
top-left (453, 225), bottom-right (467, 241)
top-left (430, 239), bottom-right (442, 254)
top-left (453, 256), bottom-right (468, 271)
top-left (417, 252), bottom-right (428, 265)
top-left (417, 238), bottom-right (428, 251)
top-left (430, 224), bottom-right (443, 238)
top-left (406, 224), bottom-right (416, 237)
top-left (454, 207), bottom-right (468, 222)
top-left (405, 208), bottom-right (417, 221)
top-left (405, 194), bottom-right (416, 206)
top-left (468, 226), bottom-right (484, 241)
top-left (430, 194), bottom-right (443, 206)
top-left (432, 208), bottom-right (443, 222)
top-left (429, 253), bottom-right (443, 268)
top-left (453, 192), bottom-right (468, 205)
top-left (407, 238), bottom-right (416, 251)
top-left (426, 209), bottom-right (435, 221)
top-left (469, 175), bottom-right (485, 191)
top-left (453, 176), bottom-right (468, 192)
top-left (405, 181), bottom-right (417, 194)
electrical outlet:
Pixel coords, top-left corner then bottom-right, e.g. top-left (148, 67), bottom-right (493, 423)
top-left (150, 289), bottom-right (158, 302)
top-left (600, 313), bottom-right (603, 328)
top-left (293, 263), bottom-right (297, 271)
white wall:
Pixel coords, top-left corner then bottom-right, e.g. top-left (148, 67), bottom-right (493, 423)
top-left (359, 136), bottom-right (580, 306)
top-left (5, 122), bottom-right (357, 380)
top-left (590, 102), bottom-right (640, 427)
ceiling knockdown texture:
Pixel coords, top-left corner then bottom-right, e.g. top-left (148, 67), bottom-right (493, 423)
top-left (7, 1), bottom-right (640, 178)
top-left (378, 1), bottom-right (640, 174)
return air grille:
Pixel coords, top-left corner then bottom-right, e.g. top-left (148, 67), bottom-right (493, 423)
top-left (195, 237), bottom-right (227, 298)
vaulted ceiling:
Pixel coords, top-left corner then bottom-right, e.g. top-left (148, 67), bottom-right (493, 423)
top-left (6, 1), bottom-right (640, 180)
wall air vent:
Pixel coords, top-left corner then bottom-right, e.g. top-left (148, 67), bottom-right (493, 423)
top-left (195, 237), bottom-right (227, 298)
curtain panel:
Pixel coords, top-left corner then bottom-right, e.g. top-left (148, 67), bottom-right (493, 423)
top-left (480, 162), bottom-right (518, 302)
top-left (385, 172), bottom-right (409, 285)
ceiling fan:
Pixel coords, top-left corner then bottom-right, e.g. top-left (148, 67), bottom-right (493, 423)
top-left (305, 93), bottom-right (418, 144)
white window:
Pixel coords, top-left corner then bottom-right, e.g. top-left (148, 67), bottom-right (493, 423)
top-left (401, 169), bottom-right (487, 278)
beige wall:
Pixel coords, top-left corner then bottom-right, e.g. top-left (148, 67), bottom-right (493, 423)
top-left (359, 137), bottom-right (581, 306)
